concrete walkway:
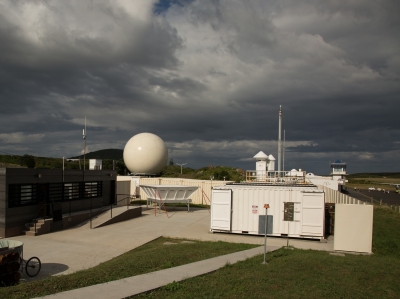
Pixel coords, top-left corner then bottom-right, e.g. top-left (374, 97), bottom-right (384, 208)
top-left (34, 245), bottom-right (275, 299)
top-left (14, 207), bottom-right (333, 282)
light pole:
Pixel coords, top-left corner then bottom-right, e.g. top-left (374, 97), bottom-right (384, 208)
top-left (283, 129), bottom-right (285, 174)
top-left (209, 176), bottom-right (214, 208)
top-left (55, 149), bottom-right (65, 182)
top-left (176, 163), bottom-right (186, 175)
top-left (63, 156), bottom-right (65, 182)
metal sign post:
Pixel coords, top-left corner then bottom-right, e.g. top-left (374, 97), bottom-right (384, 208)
top-left (262, 204), bottom-right (270, 265)
top-left (283, 202), bottom-right (297, 248)
top-left (284, 202), bottom-right (294, 247)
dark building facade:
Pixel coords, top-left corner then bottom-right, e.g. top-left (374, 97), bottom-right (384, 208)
top-left (0, 168), bottom-right (117, 238)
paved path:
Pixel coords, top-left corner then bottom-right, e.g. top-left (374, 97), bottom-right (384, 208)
top-left (344, 188), bottom-right (400, 205)
top-left (34, 245), bottom-right (275, 299)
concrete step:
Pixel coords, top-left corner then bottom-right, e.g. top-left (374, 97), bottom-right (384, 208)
top-left (23, 230), bottom-right (39, 236)
top-left (25, 226), bottom-right (36, 232)
top-left (26, 223), bottom-right (41, 228)
top-left (25, 219), bottom-right (47, 226)
top-left (23, 218), bottom-right (52, 236)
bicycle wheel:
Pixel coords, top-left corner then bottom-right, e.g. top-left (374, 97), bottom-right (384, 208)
top-left (25, 257), bottom-right (41, 277)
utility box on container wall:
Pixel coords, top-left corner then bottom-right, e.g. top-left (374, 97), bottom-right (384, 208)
top-left (210, 184), bottom-right (325, 239)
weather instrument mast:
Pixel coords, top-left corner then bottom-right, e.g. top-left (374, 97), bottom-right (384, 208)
top-left (278, 106), bottom-right (283, 175)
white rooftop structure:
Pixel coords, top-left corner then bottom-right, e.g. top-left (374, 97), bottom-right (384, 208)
top-left (286, 169), bottom-right (305, 177)
top-left (89, 159), bottom-right (102, 170)
top-left (253, 151), bottom-right (269, 160)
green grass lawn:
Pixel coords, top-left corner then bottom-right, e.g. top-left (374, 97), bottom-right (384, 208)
top-left (135, 249), bottom-right (400, 299)
top-left (346, 182), bottom-right (397, 191)
top-left (133, 206), bottom-right (400, 299)
top-left (346, 176), bottom-right (400, 191)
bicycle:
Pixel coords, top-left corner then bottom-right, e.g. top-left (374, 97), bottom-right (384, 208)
top-left (0, 240), bottom-right (42, 285)
top-left (21, 256), bottom-right (41, 277)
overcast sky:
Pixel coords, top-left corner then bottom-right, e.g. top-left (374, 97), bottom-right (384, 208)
top-left (0, 0), bottom-right (399, 175)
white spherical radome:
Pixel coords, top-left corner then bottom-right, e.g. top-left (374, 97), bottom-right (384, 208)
top-left (123, 133), bottom-right (168, 174)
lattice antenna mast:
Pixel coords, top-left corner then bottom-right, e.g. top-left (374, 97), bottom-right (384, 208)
top-left (83, 116), bottom-right (86, 176)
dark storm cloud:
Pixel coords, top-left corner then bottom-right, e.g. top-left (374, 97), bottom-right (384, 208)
top-left (0, 0), bottom-right (399, 174)
top-left (0, 0), bottom-right (183, 158)
top-left (164, 0), bottom-right (399, 173)
top-left (0, 0), bottom-right (182, 105)
top-left (0, 1), bottom-right (182, 69)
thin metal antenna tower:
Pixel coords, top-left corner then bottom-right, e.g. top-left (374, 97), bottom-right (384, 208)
top-left (278, 106), bottom-right (282, 175)
top-left (283, 129), bottom-right (285, 173)
top-left (83, 117), bottom-right (86, 179)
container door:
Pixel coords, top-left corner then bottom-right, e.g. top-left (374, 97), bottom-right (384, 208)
top-left (300, 192), bottom-right (325, 237)
top-left (210, 189), bottom-right (232, 231)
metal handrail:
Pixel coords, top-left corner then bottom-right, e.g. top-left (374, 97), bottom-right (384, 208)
top-left (245, 170), bottom-right (307, 184)
top-left (33, 202), bottom-right (53, 233)
top-left (32, 194), bottom-right (135, 232)
top-left (201, 189), bottom-right (211, 213)
top-left (111, 194), bottom-right (133, 218)
top-left (89, 194), bottom-right (132, 229)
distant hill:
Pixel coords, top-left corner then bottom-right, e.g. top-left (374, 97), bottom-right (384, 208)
top-left (69, 149), bottom-right (123, 160)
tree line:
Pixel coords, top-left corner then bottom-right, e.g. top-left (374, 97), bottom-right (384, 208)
top-left (0, 154), bottom-right (128, 175)
top-left (0, 154), bottom-right (244, 181)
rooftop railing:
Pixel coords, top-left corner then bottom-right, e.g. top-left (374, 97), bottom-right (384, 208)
top-left (245, 170), bottom-right (307, 184)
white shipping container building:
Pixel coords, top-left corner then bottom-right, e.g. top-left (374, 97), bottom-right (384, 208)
top-left (210, 183), bottom-right (325, 240)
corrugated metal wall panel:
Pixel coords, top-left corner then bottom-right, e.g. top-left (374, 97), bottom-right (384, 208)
top-left (210, 189), bottom-right (232, 231)
top-left (318, 186), bottom-right (366, 205)
top-left (301, 192), bottom-right (325, 236)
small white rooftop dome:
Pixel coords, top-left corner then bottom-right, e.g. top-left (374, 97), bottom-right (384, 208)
top-left (253, 151), bottom-right (268, 160)
top-left (307, 173), bottom-right (315, 176)
top-left (268, 154), bottom-right (275, 161)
